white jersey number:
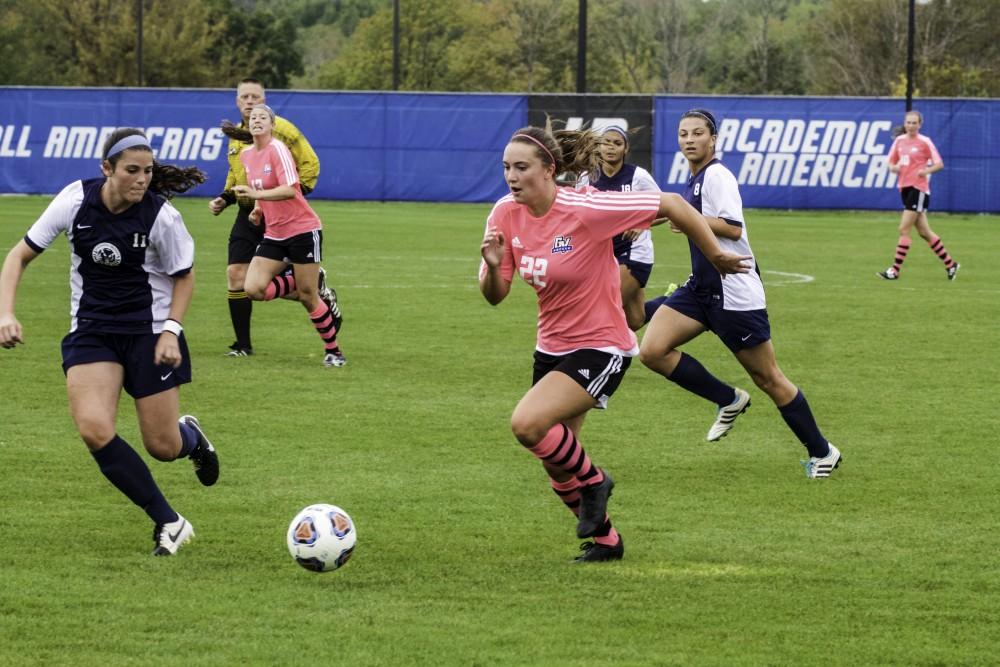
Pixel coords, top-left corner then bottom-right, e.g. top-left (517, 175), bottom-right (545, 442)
top-left (519, 256), bottom-right (548, 287)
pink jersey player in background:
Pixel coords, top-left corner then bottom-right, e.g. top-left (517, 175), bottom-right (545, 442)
top-left (878, 110), bottom-right (959, 281)
top-left (479, 123), bottom-right (750, 563)
top-left (233, 104), bottom-right (345, 367)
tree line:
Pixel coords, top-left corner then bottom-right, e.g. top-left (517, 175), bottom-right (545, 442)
top-left (1, 0), bottom-right (996, 97)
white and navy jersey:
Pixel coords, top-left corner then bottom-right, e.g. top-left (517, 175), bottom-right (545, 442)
top-left (683, 160), bottom-right (765, 311)
top-left (578, 164), bottom-right (659, 264)
top-left (23, 178), bottom-right (194, 334)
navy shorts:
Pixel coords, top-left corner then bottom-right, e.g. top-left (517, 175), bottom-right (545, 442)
top-left (532, 349), bottom-right (632, 409)
top-left (228, 205), bottom-right (264, 265)
top-left (613, 234), bottom-right (653, 287)
top-left (61, 330), bottom-right (192, 399)
top-left (257, 230), bottom-right (323, 265)
top-left (664, 284), bottom-right (771, 353)
top-left (900, 187), bottom-right (929, 213)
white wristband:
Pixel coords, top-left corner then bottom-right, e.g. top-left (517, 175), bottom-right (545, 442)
top-left (162, 319), bottom-right (183, 336)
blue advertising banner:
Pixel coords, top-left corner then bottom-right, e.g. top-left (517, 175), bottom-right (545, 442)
top-left (1, 88), bottom-right (996, 211)
top-left (0, 87), bottom-right (525, 203)
top-left (653, 96), bottom-right (999, 213)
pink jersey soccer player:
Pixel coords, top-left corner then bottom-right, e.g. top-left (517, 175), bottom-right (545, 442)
top-left (233, 104), bottom-right (345, 367)
top-left (479, 123), bottom-right (750, 563)
top-left (878, 110), bottom-right (959, 281)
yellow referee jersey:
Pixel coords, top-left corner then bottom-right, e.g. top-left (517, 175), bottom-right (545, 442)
top-left (222, 116), bottom-right (320, 208)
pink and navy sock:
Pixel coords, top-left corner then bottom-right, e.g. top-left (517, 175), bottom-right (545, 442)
top-left (529, 424), bottom-right (605, 487)
top-left (927, 234), bottom-right (956, 268)
top-left (309, 302), bottom-right (341, 353)
top-left (891, 236), bottom-right (911, 273)
top-left (264, 274), bottom-right (296, 301)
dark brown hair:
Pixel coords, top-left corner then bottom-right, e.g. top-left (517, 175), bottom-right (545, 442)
top-left (100, 128), bottom-right (206, 199)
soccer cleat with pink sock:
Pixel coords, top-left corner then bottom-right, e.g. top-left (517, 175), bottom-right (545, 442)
top-left (877, 268), bottom-right (899, 280)
top-left (573, 536), bottom-right (624, 563)
top-left (947, 263), bottom-right (960, 281)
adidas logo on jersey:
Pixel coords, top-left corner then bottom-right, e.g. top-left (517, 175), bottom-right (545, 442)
top-left (578, 368), bottom-right (590, 379)
top-left (512, 236), bottom-right (524, 248)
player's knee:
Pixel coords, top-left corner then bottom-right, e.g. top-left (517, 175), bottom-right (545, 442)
top-left (144, 437), bottom-right (180, 462)
top-left (78, 424), bottom-right (116, 451)
top-left (638, 342), bottom-right (668, 368)
top-left (510, 414), bottom-right (545, 447)
top-left (226, 264), bottom-right (247, 288)
top-left (245, 283), bottom-right (267, 300)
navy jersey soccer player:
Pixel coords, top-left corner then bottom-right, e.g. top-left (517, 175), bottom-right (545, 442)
top-left (639, 109), bottom-right (842, 479)
top-left (0, 128), bottom-right (220, 556)
top-left (26, 178), bottom-right (195, 336)
top-left (577, 126), bottom-right (660, 331)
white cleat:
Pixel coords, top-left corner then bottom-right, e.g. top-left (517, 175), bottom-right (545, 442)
top-left (706, 388), bottom-right (751, 441)
top-left (802, 443), bottom-right (842, 479)
top-left (152, 515), bottom-right (194, 556)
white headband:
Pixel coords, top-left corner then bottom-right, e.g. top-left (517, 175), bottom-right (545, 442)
top-left (106, 135), bottom-right (151, 159)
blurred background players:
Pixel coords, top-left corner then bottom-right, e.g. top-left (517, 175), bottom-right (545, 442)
top-left (208, 78), bottom-right (342, 355)
top-left (577, 125), bottom-right (660, 331)
top-left (878, 110), bottom-right (958, 281)
top-left (0, 129), bottom-right (218, 556)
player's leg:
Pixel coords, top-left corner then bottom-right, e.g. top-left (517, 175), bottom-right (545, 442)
top-left (65, 352), bottom-right (187, 554)
top-left (915, 209), bottom-right (959, 279)
top-left (620, 237), bottom-right (654, 331)
top-left (640, 292), bottom-right (749, 440)
top-left (879, 193), bottom-right (918, 279)
top-left (226, 206), bottom-right (261, 355)
top-left (734, 340), bottom-right (839, 478)
top-left (513, 350), bottom-right (629, 558)
top-left (244, 253), bottom-right (290, 301)
top-left (290, 231), bottom-right (345, 367)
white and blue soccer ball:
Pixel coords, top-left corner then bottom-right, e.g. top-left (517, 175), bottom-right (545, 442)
top-left (287, 503), bottom-right (357, 572)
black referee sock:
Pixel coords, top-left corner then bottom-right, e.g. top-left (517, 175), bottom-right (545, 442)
top-left (91, 435), bottom-right (177, 526)
top-left (228, 289), bottom-right (252, 349)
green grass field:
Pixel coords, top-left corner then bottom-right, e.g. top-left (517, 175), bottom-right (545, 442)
top-left (1, 197), bottom-right (998, 666)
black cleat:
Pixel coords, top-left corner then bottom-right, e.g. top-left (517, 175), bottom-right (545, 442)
top-left (180, 415), bottom-right (219, 486)
top-left (576, 472), bottom-right (614, 538)
top-left (573, 537), bottom-right (624, 563)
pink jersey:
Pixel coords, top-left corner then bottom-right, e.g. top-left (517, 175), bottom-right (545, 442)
top-left (240, 138), bottom-right (321, 240)
top-left (887, 133), bottom-right (942, 194)
top-left (480, 186), bottom-right (661, 355)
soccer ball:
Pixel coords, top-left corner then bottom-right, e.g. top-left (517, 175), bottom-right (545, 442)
top-left (286, 504), bottom-right (357, 572)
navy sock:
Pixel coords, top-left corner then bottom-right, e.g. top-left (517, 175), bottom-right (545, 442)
top-left (91, 435), bottom-right (178, 526)
top-left (643, 296), bottom-right (670, 324)
top-left (667, 352), bottom-right (736, 407)
top-left (177, 421), bottom-right (198, 459)
top-left (778, 390), bottom-right (829, 458)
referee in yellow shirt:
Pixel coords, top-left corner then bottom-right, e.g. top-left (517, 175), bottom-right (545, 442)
top-left (208, 78), bottom-right (341, 356)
